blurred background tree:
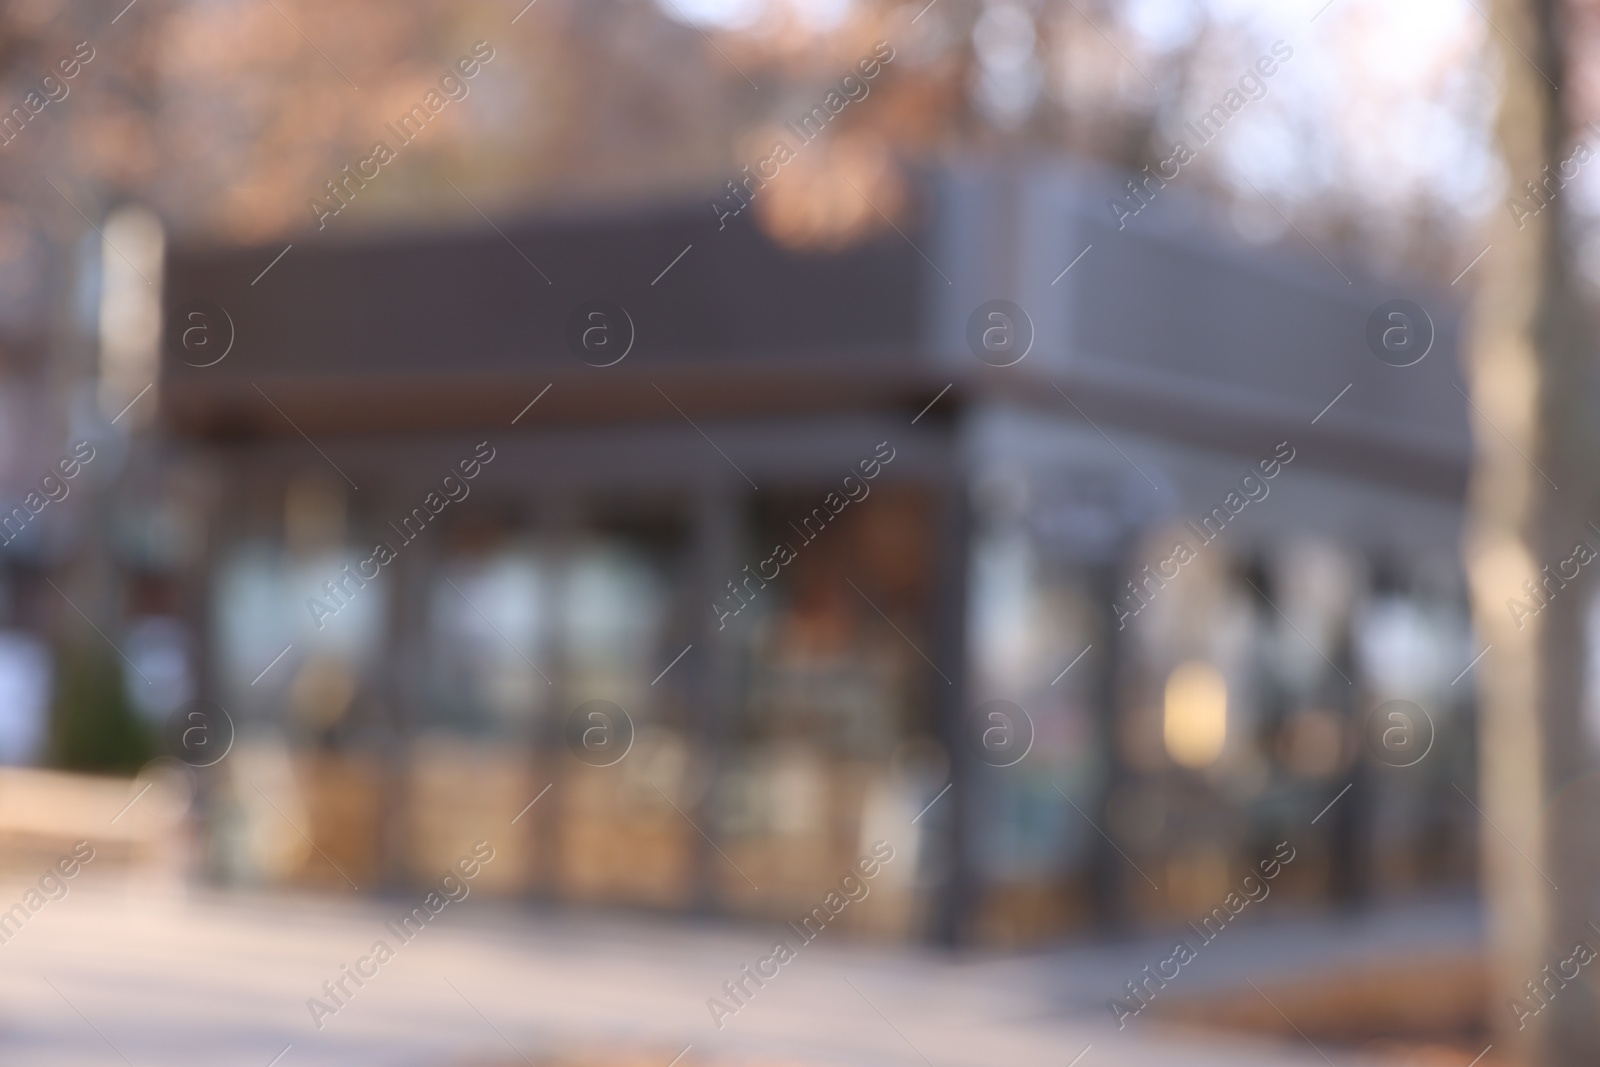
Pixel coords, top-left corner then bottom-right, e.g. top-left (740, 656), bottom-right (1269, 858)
top-left (0, 0), bottom-right (1504, 273)
top-left (49, 639), bottom-right (152, 773)
top-left (1465, 0), bottom-right (1600, 1062)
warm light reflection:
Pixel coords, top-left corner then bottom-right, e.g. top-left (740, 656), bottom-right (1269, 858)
top-left (1164, 660), bottom-right (1227, 768)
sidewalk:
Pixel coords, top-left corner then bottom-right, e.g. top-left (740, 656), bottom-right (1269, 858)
top-left (0, 879), bottom-right (1477, 1067)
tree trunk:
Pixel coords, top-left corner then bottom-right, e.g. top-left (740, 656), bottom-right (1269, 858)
top-left (1465, 0), bottom-right (1600, 1063)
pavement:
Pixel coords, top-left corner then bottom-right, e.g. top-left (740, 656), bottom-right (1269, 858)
top-left (0, 873), bottom-right (1482, 1067)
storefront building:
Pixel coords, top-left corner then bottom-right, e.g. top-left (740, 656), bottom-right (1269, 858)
top-left (157, 162), bottom-right (1478, 944)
